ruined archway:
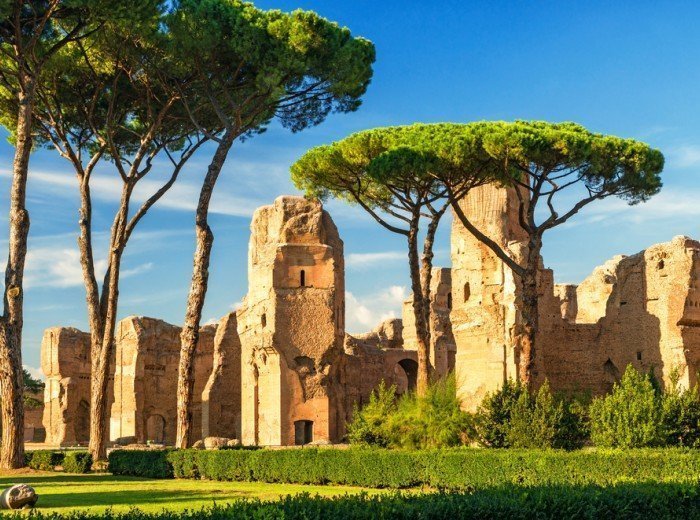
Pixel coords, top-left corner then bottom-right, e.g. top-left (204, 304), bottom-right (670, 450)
top-left (396, 358), bottom-right (418, 394)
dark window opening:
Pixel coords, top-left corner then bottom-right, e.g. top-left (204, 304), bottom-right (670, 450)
top-left (447, 292), bottom-right (452, 310)
top-left (261, 313), bottom-right (266, 327)
top-left (300, 270), bottom-right (306, 287)
top-left (464, 282), bottom-right (471, 302)
top-left (294, 420), bottom-right (313, 445)
top-left (658, 259), bottom-right (665, 270)
top-left (636, 351), bottom-right (642, 361)
top-left (620, 301), bottom-right (627, 306)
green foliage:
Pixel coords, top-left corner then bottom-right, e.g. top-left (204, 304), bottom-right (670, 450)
top-left (110, 447), bottom-right (700, 492)
top-left (25, 450), bottom-right (63, 471)
top-left (661, 378), bottom-right (700, 448)
top-left (472, 379), bottom-right (526, 448)
top-left (347, 375), bottom-right (470, 449)
top-left (590, 365), bottom-right (664, 448)
top-left (22, 368), bottom-right (44, 394)
top-left (347, 380), bottom-right (398, 448)
top-left (108, 449), bottom-right (175, 479)
top-left (63, 451), bottom-right (93, 473)
top-left (472, 380), bottom-right (586, 449)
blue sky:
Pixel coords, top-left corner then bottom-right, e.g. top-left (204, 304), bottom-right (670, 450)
top-left (2, 0), bottom-right (700, 377)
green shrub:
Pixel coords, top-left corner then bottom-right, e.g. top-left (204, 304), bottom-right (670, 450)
top-left (348, 374), bottom-right (470, 449)
top-left (472, 380), bottom-right (586, 449)
top-left (347, 380), bottom-right (396, 447)
top-left (471, 379), bottom-right (525, 447)
top-left (590, 365), bottom-right (664, 448)
top-left (506, 381), bottom-right (587, 450)
top-left (26, 450), bottom-right (64, 471)
top-left (63, 451), bottom-right (93, 473)
top-left (661, 379), bottom-right (700, 448)
top-left (108, 449), bottom-right (173, 478)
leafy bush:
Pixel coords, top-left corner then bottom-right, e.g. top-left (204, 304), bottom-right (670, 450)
top-left (108, 449), bottom-right (174, 478)
top-left (63, 451), bottom-right (93, 473)
top-left (661, 378), bottom-right (700, 448)
top-left (590, 365), bottom-right (664, 448)
top-left (347, 380), bottom-right (397, 447)
top-left (471, 379), bottom-right (525, 447)
top-left (348, 374), bottom-right (470, 449)
top-left (26, 450), bottom-right (64, 471)
top-left (472, 380), bottom-right (586, 449)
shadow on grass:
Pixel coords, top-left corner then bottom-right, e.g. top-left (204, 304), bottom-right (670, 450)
top-left (0, 474), bottom-right (153, 486)
top-left (8, 482), bottom-right (700, 518)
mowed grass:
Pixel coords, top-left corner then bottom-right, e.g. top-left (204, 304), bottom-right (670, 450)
top-left (0, 471), bottom-right (389, 514)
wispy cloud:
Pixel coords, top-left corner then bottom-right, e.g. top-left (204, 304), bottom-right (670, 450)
top-left (667, 145), bottom-right (700, 169)
top-left (23, 365), bottom-right (44, 381)
top-left (345, 285), bottom-right (408, 333)
top-left (346, 250), bottom-right (405, 268)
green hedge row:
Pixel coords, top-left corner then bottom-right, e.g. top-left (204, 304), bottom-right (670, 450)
top-left (26, 450), bottom-right (92, 473)
top-left (108, 447), bottom-right (700, 489)
top-left (6, 485), bottom-right (700, 519)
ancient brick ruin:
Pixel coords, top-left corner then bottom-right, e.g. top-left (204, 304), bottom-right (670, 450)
top-left (38, 190), bottom-right (700, 446)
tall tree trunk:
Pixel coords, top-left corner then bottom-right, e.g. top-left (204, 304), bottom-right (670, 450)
top-left (408, 216), bottom-right (431, 396)
top-left (518, 236), bottom-right (541, 388)
top-left (88, 183), bottom-right (132, 461)
top-left (176, 131), bottom-right (235, 448)
top-left (0, 75), bottom-right (35, 469)
top-left (419, 212), bottom-right (444, 366)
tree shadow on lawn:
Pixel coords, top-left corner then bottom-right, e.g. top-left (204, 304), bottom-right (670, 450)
top-left (35, 489), bottom-right (254, 511)
top-left (0, 474), bottom-right (154, 486)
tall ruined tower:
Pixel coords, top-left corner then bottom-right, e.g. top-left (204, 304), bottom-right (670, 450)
top-left (239, 196), bottom-right (345, 446)
top-left (450, 185), bottom-right (528, 409)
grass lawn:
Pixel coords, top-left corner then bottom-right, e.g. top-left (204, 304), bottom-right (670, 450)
top-left (0, 471), bottom-right (389, 514)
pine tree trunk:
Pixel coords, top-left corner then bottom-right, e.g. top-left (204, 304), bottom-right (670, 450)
top-left (408, 218), bottom-right (432, 396)
top-left (518, 237), bottom-right (541, 388)
top-left (0, 76), bottom-right (35, 469)
top-left (419, 212), bottom-right (443, 371)
top-left (176, 131), bottom-right (235, 448)
top-left (88, 183), bottom-right (132, 461)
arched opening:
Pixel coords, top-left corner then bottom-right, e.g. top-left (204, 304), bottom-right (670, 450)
top-left (603, 358), bottom-right (620, 394)
top-left (146, 414), bottom-right (166, 444)
top-left (396, 358), bottom-right (418, 394)
top-left (294, 420), bottom-right (313, 445)
top-left (463, 282), bottom-right (471, 302)
top-left (75, 399), bottom-right (90, 443)
top-left (300, 270), bottom-right (306, 287)
top-left (447, 292), bottom-right (452, 310)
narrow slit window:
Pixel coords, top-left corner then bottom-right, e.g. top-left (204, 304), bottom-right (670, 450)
top-left (300, 270), bottom-right (306, 287)
top-left (447, 292), bottom-right (452, 310)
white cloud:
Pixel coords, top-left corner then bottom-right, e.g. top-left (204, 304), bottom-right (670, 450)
top-left (346, 250), bottom-right (405, 269)
top-left (23, 246), bottom-right (152, 289)
top-left (345, 285), bottom-right (408, 333)
top-left (668, 145), bottom-right (700, 169)
top-left (23, 365), bottom-right (44, 381)
top-left (230, 300), bottom-right (243, 311)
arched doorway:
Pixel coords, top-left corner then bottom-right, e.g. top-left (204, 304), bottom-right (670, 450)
top-left (395, 358), bottom-right (418, 394)
top-left (146, 414), bottom-right (166, 444)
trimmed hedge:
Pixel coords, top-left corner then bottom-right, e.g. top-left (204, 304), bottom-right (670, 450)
top-left (4, 485), bottom-right (700, 519)
top-left (108, 447), bottom-right (700, 490)
top-left (109, 449), bottom-right (176, 479)
top-left (26, 450), bottom-right (64, 471)
top-left (63, 452), bottom-right (93, 473)
top-left (25, 450), bottom-right (92, 473)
